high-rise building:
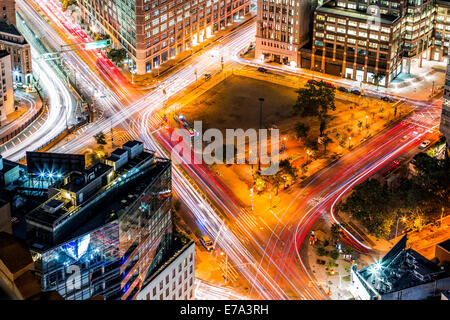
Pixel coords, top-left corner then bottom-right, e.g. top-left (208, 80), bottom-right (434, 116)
top-left (0, 50), bottom-right (14, 122)
top-left (350, 235), bottom-right (450, 300)
top-left (434, 1), bottom-right (450, 62)
top-left (309, 1), bottom-right (403, 87)
top-left (257, 0), bottom-right (445, 86)
top-left (0, 0), bottom-right (16, 26)
top-left (25, 141), bottom-right (174, 300)
top-left (255, 0), bottom-right (314, 66)
top-left (0, 22), bottom-right (32, 85)
top-left (440, 59), bottom-right (450, 151)
top-left (77, 0), bottom-right (252, 74)
top-left (136, 239), bottom-right (195, 300)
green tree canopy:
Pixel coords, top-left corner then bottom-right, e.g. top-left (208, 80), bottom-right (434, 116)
top-left (341, 179), bottom-right (395, 238)
top-left (293, 81), bottom-right (336, 118)
top-left (295, 122), bottom-right (310, 139)
top-left (94, 131), bottom-right (107, 145)
top-left (107, 48), bottom-right (127, 65)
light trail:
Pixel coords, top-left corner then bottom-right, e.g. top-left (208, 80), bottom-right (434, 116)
top-left (15, 0), bottom-right (444, 300)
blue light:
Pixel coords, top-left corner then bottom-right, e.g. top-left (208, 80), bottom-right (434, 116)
top-left (61, 234), bottom-right (91, 260)
top-left (39, 172), bottom-right (45, 177)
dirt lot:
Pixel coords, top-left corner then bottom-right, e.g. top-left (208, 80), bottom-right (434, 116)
top-left (179, 75), bottom-right (298, 133)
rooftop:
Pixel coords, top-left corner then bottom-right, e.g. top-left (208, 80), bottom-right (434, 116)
top-left (123, 140), bottom-right (143, 148)
top-left (27, 153), bottom-right (170, 251)
top-left (437, 239), bottom-right (450, 252)
top-left (356, 235), bottom-right (445, 297)
top-left (58, 162), bottom-right (112, 194)
top-left (0, 22), bottom-right (27, 45)
top-left (317, 1), bottom-right (399, 24)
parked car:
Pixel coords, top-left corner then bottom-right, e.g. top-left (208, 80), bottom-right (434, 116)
top-left (338, 86), bottom-right (349, 93)
top-left (351, 89), bottom-right (361, 95)
top-left (325, 82), bottom-right (335, 88)
top-left (307, 79), bottom-right (319, 85)
top-left (200, 235), bottom-right (214, 251)
top-left (257, 67), bottom-right (268, 73)
top-left (381, 96), bottom-right (396, 102)
top-left (418, 140), bottom-right (431, 150)
top-left (204, 73), bottom-right (212, 80)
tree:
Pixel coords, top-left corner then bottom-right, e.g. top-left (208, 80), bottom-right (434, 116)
top-left (107, 48), bottom-right (127, 65)
top-left (326, 259), bottom-right (336, 269)
top-left (173, 199), bottom-right (181, 212)
top-left (357, 120), bottom-right (363, 131)
top-left (340, 179), bottom-right (395, 238)
top-left (330, 223), bottom-right (344, 241)
top-left (295, 122), bottom-right (310, 140)
top-left (321, 135), bottom-right (333, 153)
top-left (330, 249), bottom-right (340, 260)
top-left (94, 131), bottom-right (107, 145)
top-left (279, 159), bottom-right (297, 181)
top-left (317, 247), bottom-right (327, 256)
top-left (293, 81), bottom-right (336, 118)
top-left (62, 0), bottom-right (77, 11)
top-left (372, 72), bottom-right (384, 91)
top-left (319, 116), bottom-right (329, 137)
top-left (266, 173), bottom-right (284, 195)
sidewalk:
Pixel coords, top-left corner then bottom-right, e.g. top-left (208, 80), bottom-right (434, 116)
top-left (241, 54), bottom-right (447, 102)
top-left (120, 13), bottom-right (256, 89)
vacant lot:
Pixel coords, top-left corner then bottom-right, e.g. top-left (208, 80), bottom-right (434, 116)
top-left (177, 74), bottom-right (408, 205)
top-left (179, 75), bottom-right (298, 133)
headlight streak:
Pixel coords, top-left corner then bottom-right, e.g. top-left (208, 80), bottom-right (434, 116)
top-left (13, 1), bottom-right (443, 300)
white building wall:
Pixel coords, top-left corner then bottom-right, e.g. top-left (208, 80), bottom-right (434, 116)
top-left (137, 242), bottom-right (195, 300)
top-left (0, 52), bottom-right (14, 122)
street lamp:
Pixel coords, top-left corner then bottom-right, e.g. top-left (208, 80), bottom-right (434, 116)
top-left (258, 98), bottom-right (264, 172)
top-left (220, 251), bottom-right (228, 284)
top-left (365, 115), bottom-right (369, 127)
top-left (250, 188), bottom-right (254, 211)
top-left (395, 216), bottom-right (407, 238)
top-left (306, 149), bottom-right (311, 162)
top-left (348, 136), bottom-right (352, 148)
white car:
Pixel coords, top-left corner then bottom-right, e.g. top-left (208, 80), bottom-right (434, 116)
top-left (419, 140), bottom-right (430, 149)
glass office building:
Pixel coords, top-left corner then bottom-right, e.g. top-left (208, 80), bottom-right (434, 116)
top-left (26, 141), bottom-right (173, 300)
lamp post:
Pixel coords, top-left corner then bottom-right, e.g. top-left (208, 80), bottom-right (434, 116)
top-left (348, 136), bottom-right (351, 149)
top-left (131, 68), bottom-right (136, 84)
top-left (258, 98), bottom-right (264, 172)
top-left (395, 216), bottom-right (407, 238)
top-left (306, 149), bottom-right (311, 162)
top-left (250, 188), bottom-right (254, 211)
top-left (365, 115), bottom-right (369, 127)
top-left (220, 251), bottom-right (228, 284)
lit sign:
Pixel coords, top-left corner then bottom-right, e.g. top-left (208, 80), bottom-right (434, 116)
top-left (85, 40), bottom-right (110, 50)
